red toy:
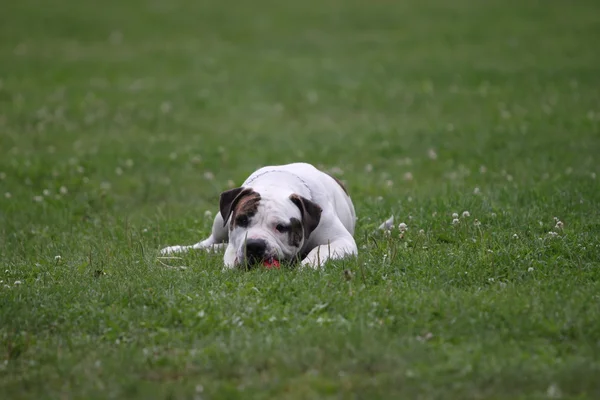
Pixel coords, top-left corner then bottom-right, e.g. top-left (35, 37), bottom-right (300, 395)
top-left (263, 259), bottom-right (280, 269)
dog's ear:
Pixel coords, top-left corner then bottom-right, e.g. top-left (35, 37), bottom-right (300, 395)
top-left (220, 187), bottom-right (253, 226)
top-left (290, 194), bottom-right (322, 238)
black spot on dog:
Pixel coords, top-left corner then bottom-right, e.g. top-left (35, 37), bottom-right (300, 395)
top-left (288, 217), bottom-right (303, 247)
top-left (289, 194), bottom-right (322, 239)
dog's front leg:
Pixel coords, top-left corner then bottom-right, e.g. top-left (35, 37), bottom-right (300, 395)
top-left (160, 211), bottom-right (229, 255)
top-left (300, 238), bottom-right (357, 269)
top-left (223, 244), bottom-right (237, 269)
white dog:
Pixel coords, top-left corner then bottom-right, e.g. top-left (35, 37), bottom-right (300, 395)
top-left (160, 163), bottom-right (357, 268)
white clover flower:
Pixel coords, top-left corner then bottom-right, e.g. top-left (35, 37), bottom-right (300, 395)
top-left (204, 210), bottom-right (213, 219)
top-left (547, 384), bottom-right (561, 399)
top-left (33, 195), bottom-right (44, 202)
top-left (548, 231), bottom-right (558, 237)
top-left (305, 90), bottom-right (318, 104)
top-left (125, 159), bottom-right (134, 168)
top-left (428, 148), bottom-right (438, 160)
top-left (108, 30), bottom-right (123, 44)
top-left (416, 332), bottom-right (434, 342)
top-left (0, 172), bottom-right (6, 180)
top-left (203, 171), bottom-right (214, 180)
top-left (59, 186), bottom-right (68, 195)
top-left (418, 229), bottom-right (425, 235)
top-left (452, 212), bottom-right (459, 219)
top-left (385, 180), bottom-right (394, 187)
top-left (473, 187), bottom-right (481, 195)
top-left (364, 164), bottom-right (373, 173)
top-left (403, 172), bottom-right (413, 181)
top-left (474, 219), bottom-right (481, 227)
top-left (43, 189), bottom-right (51, 196)
top-left (513, 234), bottom-right (519, 239)
top-left (462, 211), bottom-right (470, 218)
top-left (4, 192), bottom-right (11, 199)
top-left (527, 267), bottom-right (534, 272)
top-left (398, 222), bottom-right (408, 232)
top-left (555, 221), bottom-right (564, 230)
top-left (452, 218), bottom-right (460, 225)
top-left (14, 280), bottom-right (22, 285)
top-left (378, 215), bottom-right (394, 231)
top-left (115, 167), bottom-right (123, 175)
top-left (491, 212), bottom-right (497, 218)
top-left (160, 102), bottom-right (172, 114)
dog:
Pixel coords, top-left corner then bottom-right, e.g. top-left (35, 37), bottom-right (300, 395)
top-left (160, 162), bottom-right (358, 268)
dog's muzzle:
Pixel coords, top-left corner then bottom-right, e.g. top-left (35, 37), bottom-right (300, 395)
top-left (239, 238), bottom-right (279, 269)
top-left (245, 238), bottom-right (267, 260)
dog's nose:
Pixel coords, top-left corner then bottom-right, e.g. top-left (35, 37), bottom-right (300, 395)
top-left (245, 239), bottom-right (267, 259)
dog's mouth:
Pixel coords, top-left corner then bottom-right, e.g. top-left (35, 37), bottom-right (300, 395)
top-left (235, 254), bottom-right (298, 270)
top-left (262, 256), bottom-right (280, 269)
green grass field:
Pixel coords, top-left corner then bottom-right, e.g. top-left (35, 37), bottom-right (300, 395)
top-left (1, 0), bottom-right (600, 398)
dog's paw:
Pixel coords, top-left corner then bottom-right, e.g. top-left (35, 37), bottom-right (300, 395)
top-left (300, 257), bottom-right (323, 269)
top-left (159, 245), bottom-right (187, 255)
top-left (200, 243), bottom-right (227, 253)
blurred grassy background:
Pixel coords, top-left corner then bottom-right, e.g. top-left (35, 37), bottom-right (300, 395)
top-left (1, 0), bottom-right (599, 398)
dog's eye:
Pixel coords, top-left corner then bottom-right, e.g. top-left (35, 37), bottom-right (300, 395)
top-left (275, 224), bottom-right (288, 233)
top-left (236, 215), bottom-right (249, 227)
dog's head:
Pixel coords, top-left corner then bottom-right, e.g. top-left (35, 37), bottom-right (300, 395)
top-left (220, 187), bottom-right (322, 268)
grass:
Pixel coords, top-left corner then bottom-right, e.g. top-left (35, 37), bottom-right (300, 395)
top-left (1, 0), bottom-right (600, 398)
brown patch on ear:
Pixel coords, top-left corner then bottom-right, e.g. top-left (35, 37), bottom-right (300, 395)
top-left (288, 217), bottom-right (303, 247)
top-left (219, 187), bottom-right (258, 226)
top-left (289, 194), bottom-right (322, 239)
top-left (326, 173), bottom-right (348, 195)
top-left (230, 191), bottom-right (261, 230)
